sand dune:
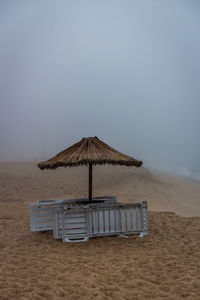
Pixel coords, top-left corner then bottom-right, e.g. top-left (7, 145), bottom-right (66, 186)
top-left (0, 162), bottom-right (200, 299)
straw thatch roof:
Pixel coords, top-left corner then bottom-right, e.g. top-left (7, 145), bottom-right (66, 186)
top-left (38, 136), bottom-right (143, 170)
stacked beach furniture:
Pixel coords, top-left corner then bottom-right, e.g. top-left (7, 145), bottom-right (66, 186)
top-left (30, 197), bottom-right (148, 242)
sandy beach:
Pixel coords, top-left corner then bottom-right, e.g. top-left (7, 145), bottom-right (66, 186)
top-left (0, 162), bottom-right (200, 299)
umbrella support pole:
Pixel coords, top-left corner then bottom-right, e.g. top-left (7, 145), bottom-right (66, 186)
top-left (89, 163), bottom-right (92, 201)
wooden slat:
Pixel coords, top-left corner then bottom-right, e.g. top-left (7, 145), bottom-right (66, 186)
top-left (63, 223), bottom-right (86, 229)
top-left (32, 224), bottom-right (53, 230)
top-left (92, 211), bottom-right (98, 234)
top-left (87, 211), bottom-right (92, 235)
top-left (34, 217), bottom-right (54, 223)
top-left (63, 228), bottom-right (87, 235)
top-left (31, 212), bottom-right (54, 217)
top-left (63, 220), bottom-right (86, 225)
top-left (137, 207), bottom-right (142, 230)
top-left (120, 209), bottom-right (126, 232)
top-left (64, 212), bottom-right (86, 218)
top-left (99, 211), bottom-right (104, 233)
top-left (104, 210), bottom-right (110, 233)
top-left (110, 210), bottom-right (115, 232)
top-left (132, 207), bottom-right (137, 230)
top-left (126, 209), bottom-right (132, 231)
top-left (115, 209), bottom-right (120, 232)
top-left (63, 217), bottom-right (86, 224)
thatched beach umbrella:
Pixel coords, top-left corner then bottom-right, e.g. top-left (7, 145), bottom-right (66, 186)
top-left (38, 136), bottom-right (143, 201)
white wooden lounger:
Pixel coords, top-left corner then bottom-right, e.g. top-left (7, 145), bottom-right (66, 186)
top-left (30, 196), bottom-right (117, 232)
top-left (53, 201), bottom-right (148, 242)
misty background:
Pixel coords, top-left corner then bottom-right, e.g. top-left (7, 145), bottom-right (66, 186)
top-left (0, 0), bottom-right (200, 179)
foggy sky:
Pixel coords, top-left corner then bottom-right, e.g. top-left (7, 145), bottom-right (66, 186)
top-left (0, 0), bottom-right (200, 178)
